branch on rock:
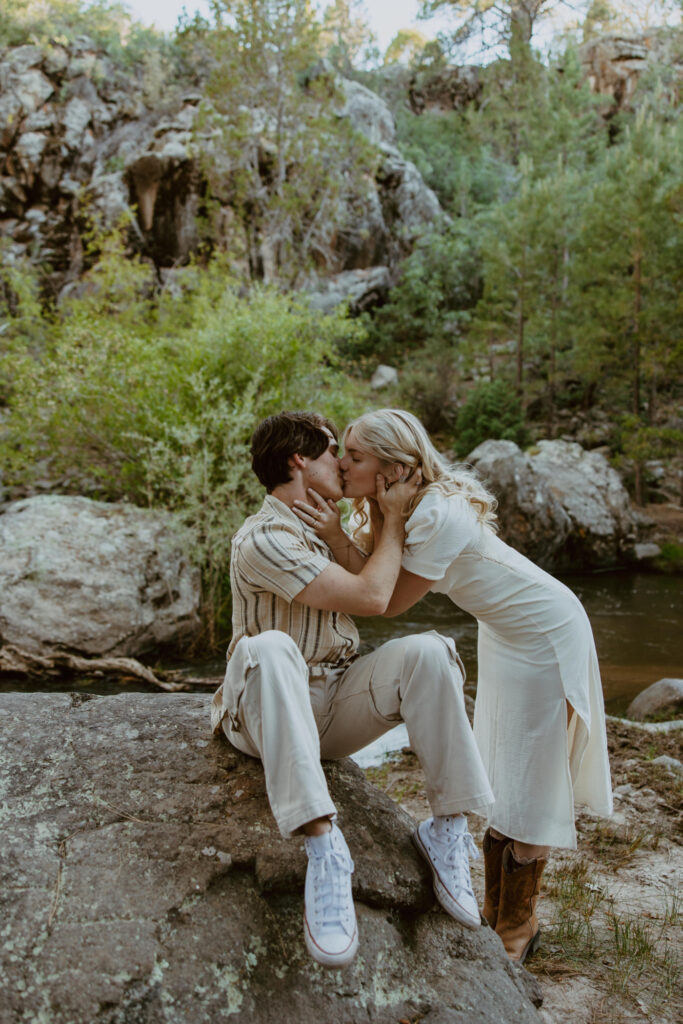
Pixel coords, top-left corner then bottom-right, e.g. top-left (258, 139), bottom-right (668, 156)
top-left (0, 644), bottom-right (196, 693)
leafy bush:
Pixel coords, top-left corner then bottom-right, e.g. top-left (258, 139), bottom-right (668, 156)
top-left (454, 379), bottom-right (529, 458)
top-left (1, 243), bottom-right (365, 644)
top-left (653, 542), bottom-right (683, 575)
top-left (397, 341), bottom-right (460, 435)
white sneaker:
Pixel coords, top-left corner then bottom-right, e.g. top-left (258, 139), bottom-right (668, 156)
top-left (303, 824), bottom-right (359, 968)
top-left (413, 816), bottom-right (481, 930)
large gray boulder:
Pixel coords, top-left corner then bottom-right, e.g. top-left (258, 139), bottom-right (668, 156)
top-left (0, 495), bottom-right (201, 658)
top-left (626, 679), bottom-right (683, 722)
top-left (341, 78), bottom-right (396, 147)
top-left (0, 692), bottom-right (541, 1024)
top-left (468, 439), bottom-right (646, 571)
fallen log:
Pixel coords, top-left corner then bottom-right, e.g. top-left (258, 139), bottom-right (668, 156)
top-left (0, 643), bottom-right (220, 693)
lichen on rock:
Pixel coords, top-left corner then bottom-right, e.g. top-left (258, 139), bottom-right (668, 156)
top-left (0, 692), bottom-right (542, 1023)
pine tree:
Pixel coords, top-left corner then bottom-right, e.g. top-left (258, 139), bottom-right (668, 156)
top-left (470, 157), bottom-right (545, 404)
top-left (321, 0), bottom-right (378, 73)
top-left (420, 1), bottom-right (556, 62)
top-left (573, 108), bottom-right (683, 500)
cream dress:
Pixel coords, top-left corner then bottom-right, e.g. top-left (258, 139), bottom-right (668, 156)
top-left (402, 489), bottom-right (613, 849)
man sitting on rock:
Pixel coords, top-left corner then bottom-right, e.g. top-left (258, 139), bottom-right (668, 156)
top-left (211, 411), bottom-right (493, 968)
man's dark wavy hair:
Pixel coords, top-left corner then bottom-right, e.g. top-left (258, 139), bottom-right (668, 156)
top-left (250, 411), bottom-right (339, 492)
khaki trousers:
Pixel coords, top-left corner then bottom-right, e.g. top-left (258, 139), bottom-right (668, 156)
top-left (218, 629), bottom-right (494, 837)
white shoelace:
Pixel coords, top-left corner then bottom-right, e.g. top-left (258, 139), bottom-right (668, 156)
top-left (309, 847), bottom-right (355, 935)
top-left (432, 826), bottom-right (479, 895)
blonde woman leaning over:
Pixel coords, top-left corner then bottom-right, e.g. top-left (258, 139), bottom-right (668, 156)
top-left (293, 408), bottom-right (613, 964)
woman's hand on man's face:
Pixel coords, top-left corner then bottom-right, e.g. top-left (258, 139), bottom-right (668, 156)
top-left (376, 466), bottom-right (422, 521)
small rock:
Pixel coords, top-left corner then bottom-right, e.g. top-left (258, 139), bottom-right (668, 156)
top-left (308, 267), bottom-right (391, 315)
top-left (651, 755), bottom-right (683, 776)
top-left (371, 364), bottom-right (399, 390)
top-left (43, 44), bottom-right (69, 76)
top-left (626, 678), bottom-right (683, 722)
top-left (6, 45), bottom-right (43, 75)
top-left (634, 542), bottom-right (661, 560)
top-left (61, 96), bottom-right (92, 149)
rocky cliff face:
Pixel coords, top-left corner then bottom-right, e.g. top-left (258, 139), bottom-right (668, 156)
top-left (401, 29), bottom-right (681, 116)
top-left (578, 30), bottom-right (683, 115)
top-left (4, 30), bottom-right (677, 302)
top-left (0, 39), bottom-right (444, 298)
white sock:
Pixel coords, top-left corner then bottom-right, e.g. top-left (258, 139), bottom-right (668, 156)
top-left (433, 814), bottom-right (467, 838)
top-left (305, 825), bottom-right (335, 855)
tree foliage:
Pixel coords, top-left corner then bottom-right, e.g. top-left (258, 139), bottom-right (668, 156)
top-left (0, 0), bottom-right (167, 62)
top-left (366, 33), bottom-right (682, 480)
top-left (420, 0), bottom-right (556, 59)
top-left (1, 236), bottom-right (364, 642)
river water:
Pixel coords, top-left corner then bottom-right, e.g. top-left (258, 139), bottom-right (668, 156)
top-left (4, 572), bottom-right (681, 720)
top-left (355, 570), bottom-right (682, 717)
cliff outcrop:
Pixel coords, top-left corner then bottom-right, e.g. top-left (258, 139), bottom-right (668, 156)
top-left (0, 39), bottom-right (443, 297)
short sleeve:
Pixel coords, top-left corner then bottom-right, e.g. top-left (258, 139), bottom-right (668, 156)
top-left (402, 491), bottom-right (476, 580)
top-left (235, 521), bottom-right (331, 602)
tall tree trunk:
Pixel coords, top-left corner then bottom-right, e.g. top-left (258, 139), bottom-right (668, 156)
top-left (510, 1), bottom-right (535, 49)
top-left (632, 247), bottom-right (644, 505)
top-left (547, 285), bottom-right (558, 439)
top-left (516, 284), bottom-right (525, 404)
top-left (632, 248), bottom-right (642, 416)
top-left (634, 462), bottom-right (644, 507)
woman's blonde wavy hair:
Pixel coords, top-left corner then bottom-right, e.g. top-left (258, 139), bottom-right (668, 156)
top-left (344, 408), bottom-right (497, 549)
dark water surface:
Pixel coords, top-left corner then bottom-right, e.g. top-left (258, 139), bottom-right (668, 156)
top-left (3, 572), bottom-right (681, 714)
top-left (355, 571), bottom-right (682, 716)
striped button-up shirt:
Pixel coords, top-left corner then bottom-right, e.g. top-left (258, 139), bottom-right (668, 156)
top-left (226, 494), bottom-right (360, 667)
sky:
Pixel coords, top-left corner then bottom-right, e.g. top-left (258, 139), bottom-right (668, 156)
top-left (122, 1), bottom-right (682, 59)
top-left (123, 0), bottom-right (453, 54)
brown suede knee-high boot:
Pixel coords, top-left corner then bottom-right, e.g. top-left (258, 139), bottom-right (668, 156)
top-left (495, 844), bottom-right (546, 963)
top-left (482, 829), bottom-right (508, 929)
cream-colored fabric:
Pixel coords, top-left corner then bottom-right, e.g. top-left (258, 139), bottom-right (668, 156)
top-left (403, 489), bottom-right (613, 849)
top-left (217, 629), bottom-right (494, 838)
top-left (225, 493), bottom-right (359, 667)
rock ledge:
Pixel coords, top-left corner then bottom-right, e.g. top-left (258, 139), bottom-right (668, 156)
top-left (0, 692), bottom-right (541, 1023)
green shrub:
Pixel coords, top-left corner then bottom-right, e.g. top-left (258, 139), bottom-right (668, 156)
top-left (653, 542), bottom-right (683, 575)
top-left (0, 0), bottom-right (170, 65)
top-left (454, 379), bottom-right (529, 459)
top-left (395, 107), bottom-right (509, 217)
top-left (397, 341), bottom-right (460, 435)
top-left (1, 245), bottom-right (365, 644)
